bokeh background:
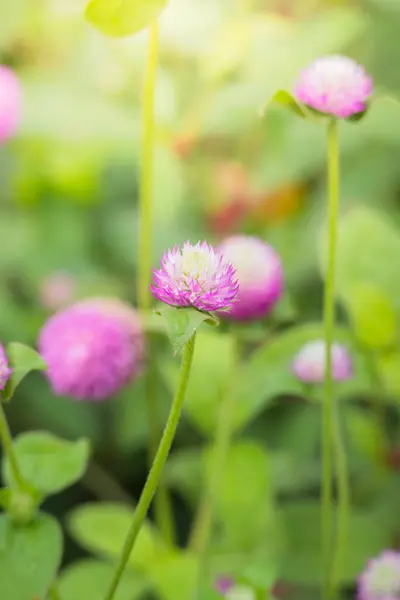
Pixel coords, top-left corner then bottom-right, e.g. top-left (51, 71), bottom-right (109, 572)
top-left (3, 0), bottom-right (400, 594)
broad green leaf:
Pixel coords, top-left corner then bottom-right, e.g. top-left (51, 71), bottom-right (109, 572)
top-left (161, 331), bottom-right (235, 434)
top-left (345, 282), bottom-right (397, 350)
top-left (279, 502), bottom-right (392, 584)
top-left (345, 405), bottom-right (386, 466)
top-left (377, 352), bottom-right (400, 397)
top-left (263, 90), bottom-right (310, 119)
top-left (0, 513), bottom-right (63, 600)
top-left (148, 551), bottom-right (198, 600)
top-left (320, 207), bottom-right (400, 314)
top-left (58, 559), bottom-right (148, 600)
top-left (3, 432), bottom-right (90, 495)
top-left (84, 0), bottom-right (168, 38)
top-left (3, 343), bottom-right (47, 401)
top-left (68, 502), bottom-right (165, 570)
top-left (157, 306), bottom-right (218, 355)
top-left (208, 441), bottom-right (273, 547)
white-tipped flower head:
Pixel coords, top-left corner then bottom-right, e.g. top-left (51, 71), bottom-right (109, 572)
top-left (358, 550), bottom-right (400, 600)
top-left (151, 241), bottom-right (239, 312)
top-left (292, 340), bottom-right (353, 383)
top-left (294, 55), bottom-right (373, 119)
top-left (217, 235), bottom-right (283, 321)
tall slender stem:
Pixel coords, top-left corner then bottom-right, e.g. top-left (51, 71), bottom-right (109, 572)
top-left (331, 399), bottom-right (349, 595)
top-left (0, 401), bottom-right (24, 491)
top-left (137, 21), bottom-right (175, 544)
top-left (322, 117), bottom-right (339, 600)
top-left (189, 339), bottom-right (238, 555)
top-left (103, 334), bottom-right (197, 600)
top-left (138, 22), bottom-right (158, 311)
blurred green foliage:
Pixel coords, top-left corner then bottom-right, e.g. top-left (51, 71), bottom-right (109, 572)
top-left (2, 0), bottom-right (400, 598)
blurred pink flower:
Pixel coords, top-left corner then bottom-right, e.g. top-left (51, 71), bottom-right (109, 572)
top-left (292, 340), bottom-right (353, 383)
top-left (294, 55), bottom-right (372, 119)
top-left (358, 550), bottom-right (400, 600)
top-left (39, 272), bottom-right (76, 311)
top-left (217, 235), bottom-right (283, 321)
top-left (38, 299), bottom-right (144, 401)
top-left (0, 66), bottom-right (21, 142)
top-left (0, 344), bottom-right (11, 391)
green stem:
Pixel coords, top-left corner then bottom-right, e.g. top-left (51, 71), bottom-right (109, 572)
top-left (138, 22), bottom-right (158, 311)
top-left (0, 401), bottom-right (24, 491)
top-left (331, 399), bottom-right (349, 595)
top-left (103, 334), bottom-right (197, 600)
top-left (137, 21), bottom-right (175, 544)
top-left (322, 117), bottom-right (339, 600)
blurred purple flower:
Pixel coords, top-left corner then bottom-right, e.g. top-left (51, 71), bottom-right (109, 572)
top-left (151, 241), bottom-right (239, 312)
top-left (216, 577), bottom-right (234, 595)
top-left (39, 272), bottom-right (76, 311)
top-left (38, 299), bottom-right (144, 401)
top-left (0, 66), bottom-right (21, 142)
top-left (0, 345), bottom-right (12, 391)
top-left (217, 235), bottom-right (283, 321)
top-left (358, 550), bottom-right (400, 600)
top-left (294, 55), bottom-right (373, 119)
top-left (292, 340), bottom-right (353, 383)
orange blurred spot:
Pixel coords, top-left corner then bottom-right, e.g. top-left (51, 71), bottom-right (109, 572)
top-left (172, 132), bottom-right (197, 159)
top-left (250, 183), bottom-right (306, 223)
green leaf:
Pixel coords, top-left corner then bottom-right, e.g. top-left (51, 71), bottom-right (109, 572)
top-left (68, 502), bottom-right (165, 571)
top-left (208, 441), bottom-right (274, 548)
top-left (345, 282), bottom-right (397, 350)
top-left (0, 513), bottom-right (63, 600)
top-left (58, 559), bottom-right (148, 600)
top-left (262, 90), bottom-right (310, 119)
top-left (3, 343), bottom-right (47, 402)
top-left (84, 0), bottom-right (168, 38)
top-left (279, 502), bottom-right (392, 584)
top-left (157, 306), bottom-right (218, 355)
top-left (161, 331), bottom-right (235, 434)
top-left (320, 207), bottom-right (400, 315)
top-left (3, 432), bottom-right (90, 495)
top-left (377, 351), bottom-right (400, 397)
top-left (148, 551), bottom-right (198, 600)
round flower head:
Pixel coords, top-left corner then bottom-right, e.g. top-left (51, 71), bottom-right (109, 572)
top-left (0, 345), bottom-right (12, 391)
top-left (151, 241), bottom-right (239, 312)
top-left (294, 55), bottom-right (373, 119)
top-left (358, 550), bottom-right (400, 600)
top-left (217, 235), bottom-right (283, 321)
top-left (38, 300), bottom-right (144, 401)
top-left (292, 340), bottom-right (353, 383)
top-left (0, 66), bottom-right (21, 142)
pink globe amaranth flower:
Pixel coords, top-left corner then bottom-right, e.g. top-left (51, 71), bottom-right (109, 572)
top-left (294, 55), bottom-right (373, 119)
top-left (38, 300), bottom-right (144, 401)
top-left (39, 272), bottom-right (76, 311)
top-left (0, 345), bottom-right (12, 391)
top-left (292, 340), bottom-right (353, 383)
top-left (151, 241), bottom-right (239, 313)
top-left (358, 550), bottom-right (400, 600)
top-left (0, 66), bottom-right (21, 142)
top-left (217, 235), bottom-right (283, 321)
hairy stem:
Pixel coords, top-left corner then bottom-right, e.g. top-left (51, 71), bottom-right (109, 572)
top-left (137, 21), bottom-right (175, 544)
top-left (103, 334), bottom-right (197, 600)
